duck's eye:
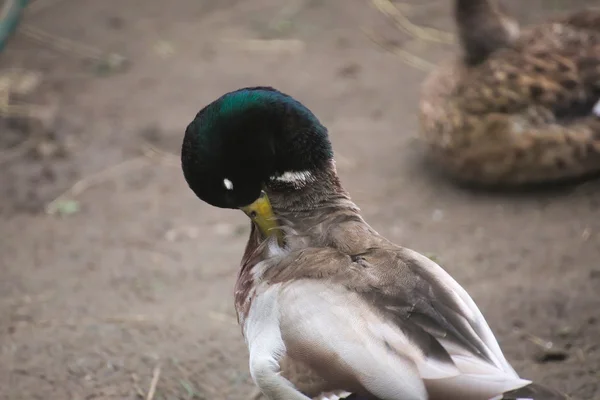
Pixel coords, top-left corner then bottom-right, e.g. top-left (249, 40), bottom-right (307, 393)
top-left (223, 178), bottom-right (234, 190)
top-left (249, 210), bottom-right (258, 219)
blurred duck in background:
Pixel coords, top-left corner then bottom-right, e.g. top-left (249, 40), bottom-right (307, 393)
top-left (420, 0), bottom-right (600, 187)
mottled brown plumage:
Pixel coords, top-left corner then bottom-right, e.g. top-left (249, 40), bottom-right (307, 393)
top-left (419, 0), bottom-right (600, 186)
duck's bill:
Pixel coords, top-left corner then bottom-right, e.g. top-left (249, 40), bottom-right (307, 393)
top-left (240, 191), bottom-right (283, 243)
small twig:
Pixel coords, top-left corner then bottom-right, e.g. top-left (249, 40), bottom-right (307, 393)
top-left (141, 141), bottom-right (179, 166)
top-left (45, 156), bottom-right (147, 214)
top-left (45, 140), bottom-right (181, 215)
top-left (105, 314), bottom-right (152, 324)
top-left (208, 311), bottom-right (238, 326)
top-left (22, 24), bottom-right (104, 59)
top-left (146, 365), bottom-right (161, 400)
top-left (362, 28), bottom-right (435, 71)
top-left (26, 0), bottom-right (71, 15)
top-left (371, 0), bottom-right (455, 45)
top-left (21, 24), bottom-right (126, 65)
top-left (523, 332), bottom-right (553, 349)
top-left (221, 38), bottom-right (305, 53)
top-left (0, 103), bottom-right (51, 118)
top-left (576, 348), bottom-right (585, 363)
top-left (131, 373), bottom-right (146, 398)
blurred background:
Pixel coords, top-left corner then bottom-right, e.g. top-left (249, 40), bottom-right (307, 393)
top-left (0, 0), bottom-right (599, 399)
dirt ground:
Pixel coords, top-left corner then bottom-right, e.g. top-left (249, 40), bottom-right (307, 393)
top-left (0, 0), bottom-right (599, 399)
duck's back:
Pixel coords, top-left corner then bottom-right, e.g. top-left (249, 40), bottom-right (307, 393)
top-left (419, 5), bottom-right (600, 186)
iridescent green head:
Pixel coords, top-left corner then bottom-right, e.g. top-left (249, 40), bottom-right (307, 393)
top-left (181, 87), bottom-right (333, 209)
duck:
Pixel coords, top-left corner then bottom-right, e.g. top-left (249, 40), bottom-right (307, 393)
top-left (181, 87), bottom-right (567, 400)
top-left (419, 0), bottom-right (600, 187)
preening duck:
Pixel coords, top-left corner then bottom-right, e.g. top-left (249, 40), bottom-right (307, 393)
top-left (419, 0), bottom-right (600, 186)
top-left (181, 87), bottom-right (567, 400)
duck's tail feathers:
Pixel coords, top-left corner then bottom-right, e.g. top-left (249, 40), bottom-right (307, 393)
top-left (454, 0), bottom-right (520, 66)
top-left (333, 383), bottom-right (569, 400)
top-left (492, 382), bottom-right (569, 400)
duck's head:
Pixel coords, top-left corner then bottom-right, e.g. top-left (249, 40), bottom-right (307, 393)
top-left (181, 86), bottom-right (333, 239)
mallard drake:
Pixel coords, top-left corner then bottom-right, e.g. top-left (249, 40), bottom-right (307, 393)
top-left (419, 0), bottom-right (600, 186)
top-left (181, 87), bottom-right (566, 400)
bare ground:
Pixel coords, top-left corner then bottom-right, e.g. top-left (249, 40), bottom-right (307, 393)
top-left (0, 0), bottom-right (599, 399)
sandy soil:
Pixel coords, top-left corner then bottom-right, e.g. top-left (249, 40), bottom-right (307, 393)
top-left (0, 0), bottom-right (599, 399)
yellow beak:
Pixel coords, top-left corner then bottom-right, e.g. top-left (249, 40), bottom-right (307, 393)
top-left (240, 191), bottom-right (283, 245)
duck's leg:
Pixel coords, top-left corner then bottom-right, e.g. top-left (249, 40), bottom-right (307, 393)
top-left (249, 350), bottom-right (311, 400)
top-left (245, 289), bottom-right (311, 400)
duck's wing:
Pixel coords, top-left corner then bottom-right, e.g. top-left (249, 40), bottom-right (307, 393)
top-left (262, 246), bottom-right (539, 400)
top-left (356, 247), bottom-right (515, 373)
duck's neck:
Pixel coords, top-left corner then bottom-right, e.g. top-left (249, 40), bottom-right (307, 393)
top-left (269, 160), bottom-right (351, 207)
top-left (264, 160), bottom-right (380, 252)
top-left (455, 0), bottom-right (519, 66)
